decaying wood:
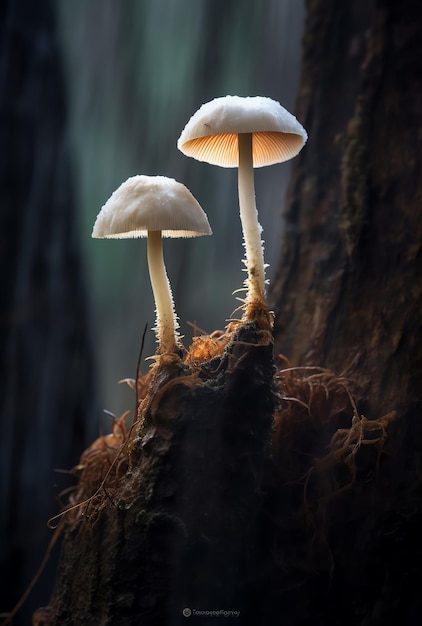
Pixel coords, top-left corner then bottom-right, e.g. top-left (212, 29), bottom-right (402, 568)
top-left (40, 324), bottom-right (275, 625)
top-left (32, 342), bottom-right (419, 626)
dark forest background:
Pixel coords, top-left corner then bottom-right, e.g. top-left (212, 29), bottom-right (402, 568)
top-left (1, 0), bottom-right (304, 623)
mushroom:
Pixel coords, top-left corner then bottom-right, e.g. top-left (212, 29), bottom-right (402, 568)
top-left (177, 95), bottom-right (307, 322)
top-left (92, 175), bottom-right (212, 355)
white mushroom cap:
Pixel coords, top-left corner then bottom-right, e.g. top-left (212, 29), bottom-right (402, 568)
top-left (92, 175), bottom-right (212, 238)
top-left (177, 95), bottom-right (308, 168)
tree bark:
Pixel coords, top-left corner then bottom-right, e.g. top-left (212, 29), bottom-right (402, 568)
top-left (271, 0), bottom-right (422, 419)
top-left (42, 326), bottom-right (275, 625)
top-left (267, 0), bottom-right (422, 623)
top-left (0, 1), bottom-right (96, 623)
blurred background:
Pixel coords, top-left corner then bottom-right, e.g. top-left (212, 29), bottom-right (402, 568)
top-left (1, 0), bottom-right (305, 622)
top-left (56, 0), bottom-right (305, 416)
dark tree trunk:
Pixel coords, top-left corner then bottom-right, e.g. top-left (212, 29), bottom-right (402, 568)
top-left (267, 0), bottom-right (422, 623)
top-left (0, 1), bottom-right (96, 623)
top-left (271, 0), bottom-right (422, 419)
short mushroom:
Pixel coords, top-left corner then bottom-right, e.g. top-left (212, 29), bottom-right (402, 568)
top-left (177, 95), bottom-right (307, 322)
top-left (92, 175), bottom-right (212, 355)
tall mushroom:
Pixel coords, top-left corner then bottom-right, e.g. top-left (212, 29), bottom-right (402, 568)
top-left (92, 175), bottom-right (212, 355)
top-left (177, 95), bottom-right (307, 323)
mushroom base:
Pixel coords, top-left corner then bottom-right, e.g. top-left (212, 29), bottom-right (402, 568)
top-left (241, 294), bottom-right (274, 330)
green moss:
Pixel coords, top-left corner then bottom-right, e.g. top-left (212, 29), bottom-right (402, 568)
top-left (340, 94), bottom-right (371, 259)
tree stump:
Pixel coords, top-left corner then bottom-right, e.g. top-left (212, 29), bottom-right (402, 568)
top-left (41, 324), bottom-right (275, 625)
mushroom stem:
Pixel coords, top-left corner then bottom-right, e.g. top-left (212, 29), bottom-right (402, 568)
top-left (237, 132), bottom-right (266, 309)
top-left (147, 230), bottom-right (179, 354)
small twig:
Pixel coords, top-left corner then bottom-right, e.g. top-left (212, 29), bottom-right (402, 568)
top-left (135, 323), bottom-right (148, 422)
top-left (186, 320), bottom-right (209, 336)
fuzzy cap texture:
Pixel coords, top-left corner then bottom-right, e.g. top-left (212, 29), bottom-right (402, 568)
top-left (92, 175), bottom-right (212, 238)
top-left (177, 95), bottom-right (308, 168)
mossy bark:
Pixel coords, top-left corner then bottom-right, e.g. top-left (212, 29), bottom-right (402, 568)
top-left (267, 0), bottom-right (422, 623)
top-left (271, 0), bottom-right (422, 419)
top-left (42, 326), bottom-right (275, 625)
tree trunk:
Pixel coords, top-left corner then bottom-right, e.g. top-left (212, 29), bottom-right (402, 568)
top-left (267, 0), bottom-right (422, 623)
top-left (271, 0), bottom-right (422, 419)
top-left (0, 1), bottom-right (96, 623)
